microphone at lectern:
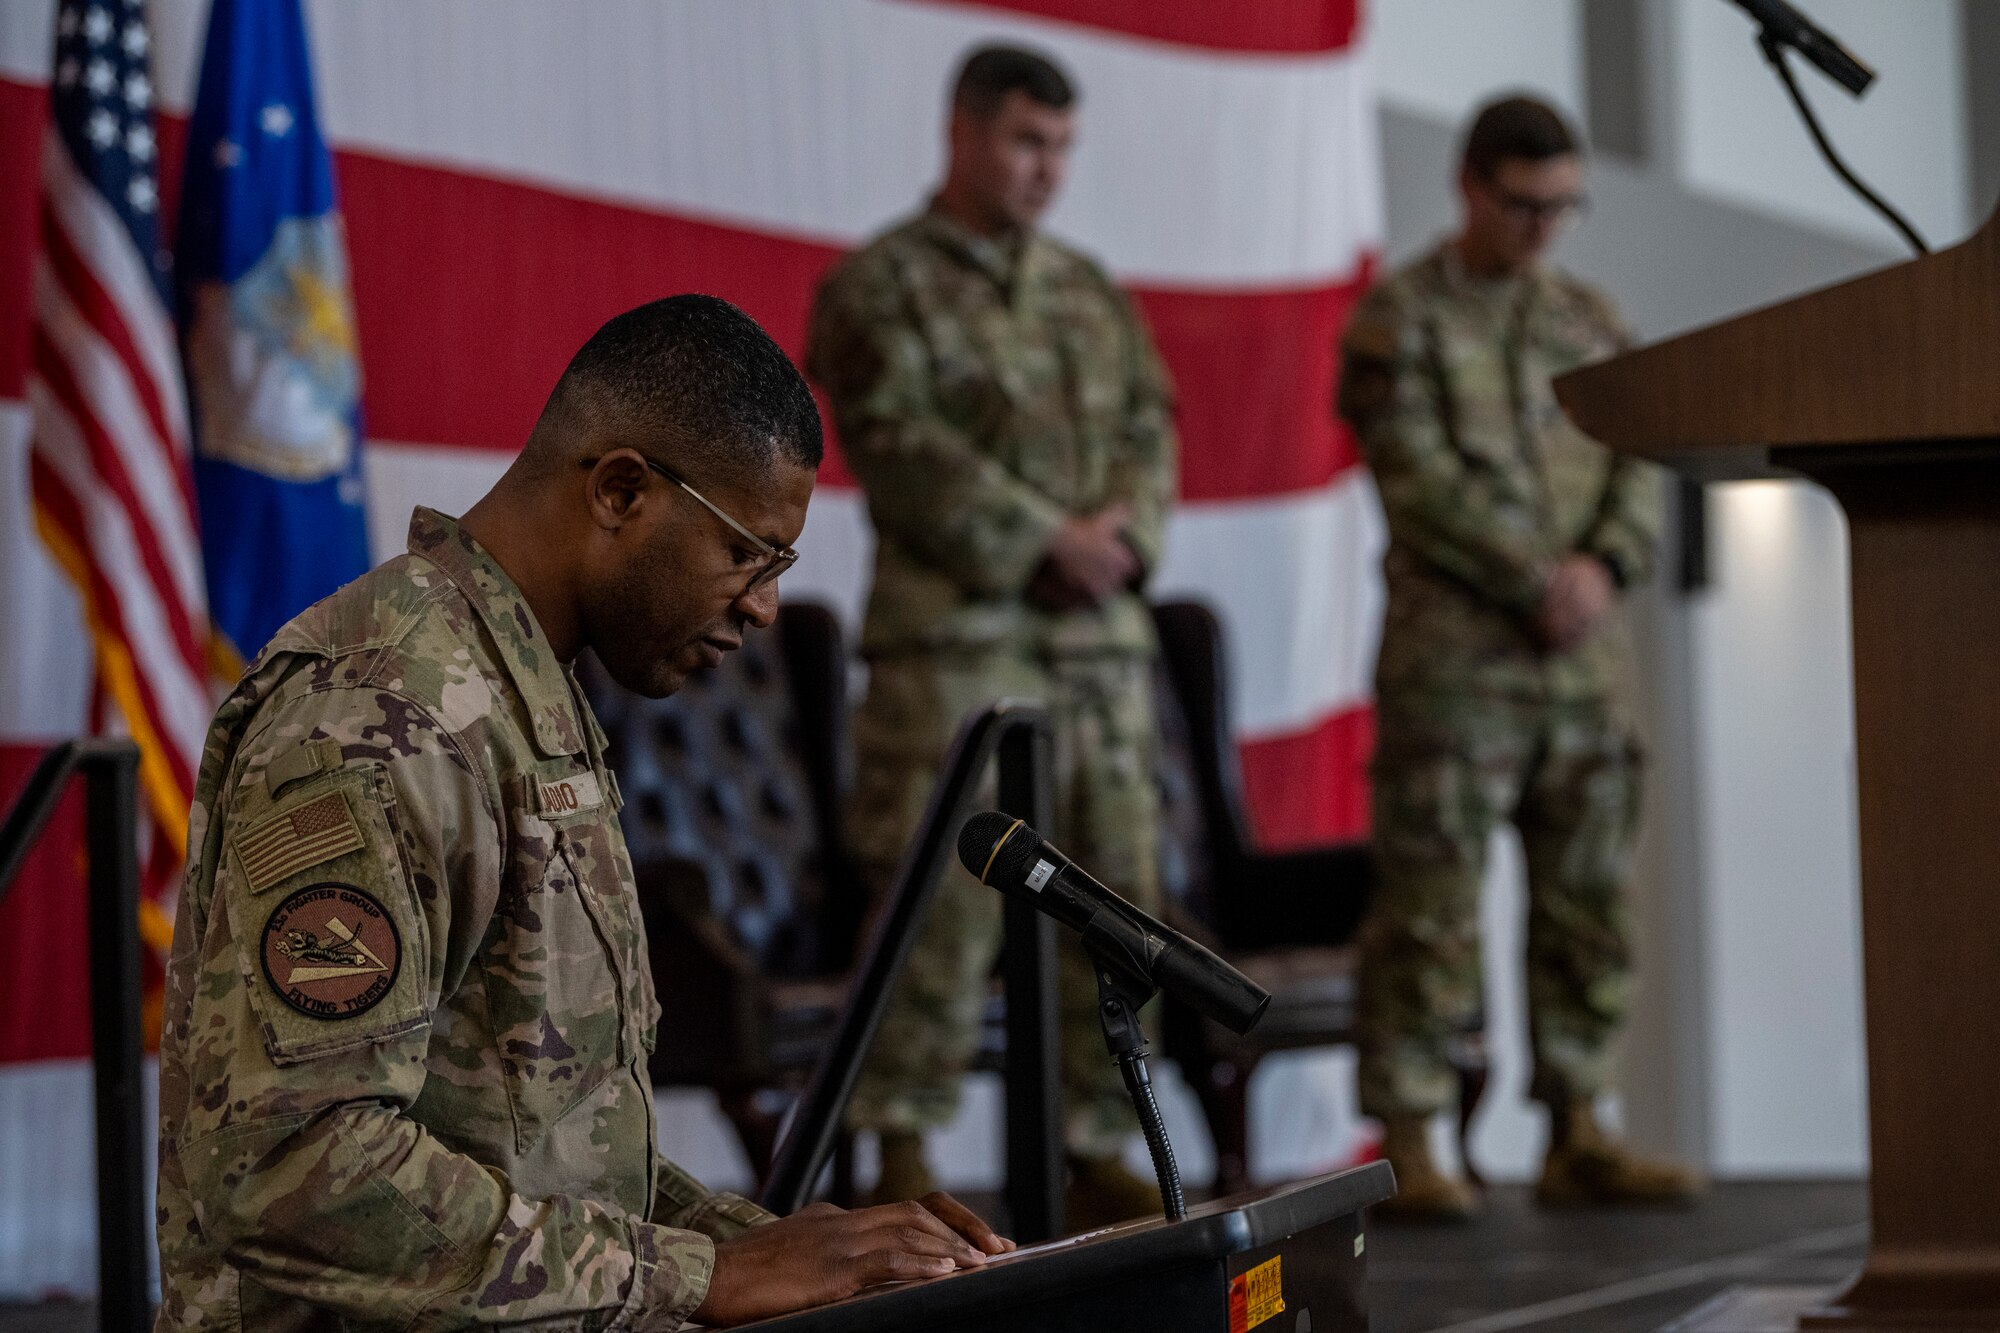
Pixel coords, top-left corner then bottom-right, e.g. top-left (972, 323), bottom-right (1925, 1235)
top-left (958, 810), bottom-right (1270, 1035)
top-left (1725, 0), bottom-right (1874, 95)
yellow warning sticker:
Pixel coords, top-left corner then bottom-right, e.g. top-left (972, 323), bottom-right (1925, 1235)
top-left (1228, 1255), bottom-right (1284, 1331)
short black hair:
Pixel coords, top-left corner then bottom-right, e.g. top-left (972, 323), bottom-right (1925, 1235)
top-left (538, 294), bottom-right (822, 479)
top-left (1461, 95), bottom-right (1580, 179)
top-left (951, 44), bottom-right (1075, 118)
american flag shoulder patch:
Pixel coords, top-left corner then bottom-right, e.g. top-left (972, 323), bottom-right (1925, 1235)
top-left (235, 791), bottom-right (367, 894)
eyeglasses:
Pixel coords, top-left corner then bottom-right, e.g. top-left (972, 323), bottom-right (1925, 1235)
top-left (1493, 186), bottom-right (1589, 226)
top-left (586, 454), bottom-right (798, 590)
top-left (647, 458), bottom-right (798, 591)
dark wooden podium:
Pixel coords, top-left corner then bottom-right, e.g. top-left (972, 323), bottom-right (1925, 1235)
top-left (1556, 214), bottom-right (2000, 1329)
top-left (739, 1163), bottom-right (1394, 1332)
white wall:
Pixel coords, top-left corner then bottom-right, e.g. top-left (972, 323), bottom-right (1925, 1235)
top-left (1671, 0), bottom-right (1970, 248)
top-left (1368, 0), bottom-right (1584, 128)
top-left (1370, 0), bottom-right (1968, 250)
top-left (1690, 483), bottom-right (1870, 1173)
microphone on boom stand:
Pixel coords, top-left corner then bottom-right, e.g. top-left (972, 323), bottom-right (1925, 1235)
top-left (959, 812), bottom-right (1274, 1222)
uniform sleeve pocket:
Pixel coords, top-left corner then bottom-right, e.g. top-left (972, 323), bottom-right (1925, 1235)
top-left (222, 768), bottom-right (429, 1064)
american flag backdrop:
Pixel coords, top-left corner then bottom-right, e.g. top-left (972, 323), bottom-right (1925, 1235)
top-left (28, 0), bottom-right (205, 983)
top-left (0, 0), bottom-right (1384, 1293)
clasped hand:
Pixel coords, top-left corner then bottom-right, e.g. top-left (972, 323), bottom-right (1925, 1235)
top-left (1030, 502), bottom-right (1138, 611)
top-left (1534, 554), bottom-right (1616, 652)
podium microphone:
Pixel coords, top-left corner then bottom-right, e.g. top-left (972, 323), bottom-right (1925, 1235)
top-left (957, 811), bottom-right (1270, 1035)
top-left (1725, 0), bottom-right (1872, 96)
top-left (1719, 0), bottom-right (1923, 255)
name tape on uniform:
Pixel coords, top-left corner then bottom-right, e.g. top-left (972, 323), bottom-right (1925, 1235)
top-left (535, 771), bottom-right (605, 818)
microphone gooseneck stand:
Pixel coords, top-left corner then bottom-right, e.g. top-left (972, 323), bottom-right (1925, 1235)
top-left (1754, 28), bottom-right (1927, 256)
top-left (1725, 0), bottom-right (1927, 257)
top-left (1089, 949), bottom-right (1187, 1222)
top-left (955, 808), bottom-right (1273, 1227)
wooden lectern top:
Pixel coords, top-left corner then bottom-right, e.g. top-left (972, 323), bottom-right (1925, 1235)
top-left (1553, 209), bottom-right (2000, 478)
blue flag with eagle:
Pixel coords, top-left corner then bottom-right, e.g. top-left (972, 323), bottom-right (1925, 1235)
top-left (177, 0), bottom-right (368, 663)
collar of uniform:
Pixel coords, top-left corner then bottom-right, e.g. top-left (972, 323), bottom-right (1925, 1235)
top-left (405, 506), bottom-right (587, 758)
top-left (918, 200), bottom-right (1034, 291)
top-left (1432, 239), bottom-right (1536, 305)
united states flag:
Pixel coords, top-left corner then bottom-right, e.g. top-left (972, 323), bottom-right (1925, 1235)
top-left (28, 0), bottom-right (207, 951)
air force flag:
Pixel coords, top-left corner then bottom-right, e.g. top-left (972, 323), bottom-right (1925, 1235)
top-left (178, 0), bottom-right (368, 662)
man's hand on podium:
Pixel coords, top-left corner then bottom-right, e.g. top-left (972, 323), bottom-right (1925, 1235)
top-left (692, 1193), bottom-right (1015, 1326)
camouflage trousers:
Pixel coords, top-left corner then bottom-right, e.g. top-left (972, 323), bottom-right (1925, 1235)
top-left (844, 650), bottom-right (1160, 1158)
top-left (1357, 690), bottom-right (1640, 1118)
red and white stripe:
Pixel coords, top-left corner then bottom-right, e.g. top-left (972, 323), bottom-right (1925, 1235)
top-left (160, 0), bottom-right (1385, 847)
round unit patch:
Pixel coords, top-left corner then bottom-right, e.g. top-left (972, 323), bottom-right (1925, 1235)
top-left (261, 883), bottom-right (401, 1020)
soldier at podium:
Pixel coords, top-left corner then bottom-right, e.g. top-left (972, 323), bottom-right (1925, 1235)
top-left (1338, 96), bottom-right (1701, 1220)
top-left (153, 298), bottom-right (1012, 1328)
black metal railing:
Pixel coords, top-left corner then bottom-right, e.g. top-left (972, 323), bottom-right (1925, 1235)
top-left (759, 701), bottom-right (1065, 1240)
top-left (0, 739), bottom-right (149, 1333)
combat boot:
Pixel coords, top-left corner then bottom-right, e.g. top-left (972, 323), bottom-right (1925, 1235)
top-left (865, 1130), bottom-right (937, 1206)
top-left (1374, 1115), bottom-right (1481, 1222)
top-left (1536, 1100), bottom-right (1704, 1207)
top-left (1064, 1153), bottom-right (1162, 1231)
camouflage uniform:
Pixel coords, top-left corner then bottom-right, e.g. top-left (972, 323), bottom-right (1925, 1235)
top-left (155, 508), bottom-right (771, 1331)
top-left (1338, 245), bottom-right (1663, 1119)
top-left (806, 206), bottom-right (1176, 1155)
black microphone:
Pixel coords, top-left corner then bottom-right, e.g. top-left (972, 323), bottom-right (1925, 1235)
top-left (958, 811), bottom-right (1270, 1036)
top-left (1726, 0), bottom-right (1873, 96)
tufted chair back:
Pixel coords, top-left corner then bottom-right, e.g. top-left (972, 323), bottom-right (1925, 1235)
top-left (581, 602), bottom-right (864, 1094)
top-left (596, 644), bottom-right (811, 966)
top-left (1152, 649), bottom-right (1217, 933)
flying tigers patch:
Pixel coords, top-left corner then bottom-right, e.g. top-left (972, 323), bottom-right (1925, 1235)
top-left (261, 883), bottom-right (401, 1020)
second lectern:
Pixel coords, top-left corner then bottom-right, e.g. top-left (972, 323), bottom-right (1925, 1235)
top-left (1556, 212), bottom-right (2000, 1328)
